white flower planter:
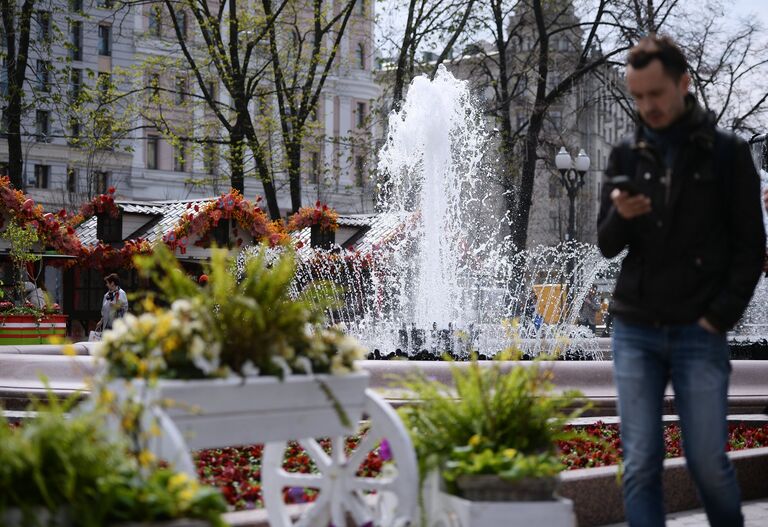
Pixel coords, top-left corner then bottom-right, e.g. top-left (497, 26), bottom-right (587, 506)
top-left (158, 371), bottom-right (370, 449)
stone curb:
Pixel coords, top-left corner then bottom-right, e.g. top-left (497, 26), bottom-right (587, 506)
top-left (559, 446), bottom-right (768, 526)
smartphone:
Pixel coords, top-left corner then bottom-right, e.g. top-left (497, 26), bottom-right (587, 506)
top-left (610, 175), bottom-right (640, 196)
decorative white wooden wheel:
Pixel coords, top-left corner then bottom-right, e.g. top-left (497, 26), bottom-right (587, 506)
top-left (262, 389), bottom-right (419, 527)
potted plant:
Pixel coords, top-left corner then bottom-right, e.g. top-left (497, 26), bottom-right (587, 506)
top-left (0, 391), bottom-right (228, 527)
top-left (397, 358), bottom-right (585, 527)
top-left (0, 221), bottom-right (67, 345)
top-left (92, 244), bottom-right (368, 473)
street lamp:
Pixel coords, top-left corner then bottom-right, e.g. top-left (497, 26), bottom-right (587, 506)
top-left (554, 146), bottom-right (590, 242)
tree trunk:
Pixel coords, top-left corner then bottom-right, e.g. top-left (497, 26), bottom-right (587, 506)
top-left (287, 141), bottom-right (302, 213)
top-left (229, 134), bottom-right (245, 194)
top-left (1, 0), bottom-right (34, 190)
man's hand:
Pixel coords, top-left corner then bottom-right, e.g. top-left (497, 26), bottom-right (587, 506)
top-left (611, 188), bottom-right (652, 219)
top-left (698, 317), bottom-right (720, 335)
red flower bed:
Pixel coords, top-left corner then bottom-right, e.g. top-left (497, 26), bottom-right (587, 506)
top-left (194, 422), bottom-right (768, 511)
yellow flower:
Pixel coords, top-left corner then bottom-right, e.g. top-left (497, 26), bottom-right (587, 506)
top-left (138, 449), bottom-right (155, 467)
top-left (142, 296), bottom-right (157, 313)
top-left (163, 335), bottom-right (180, 354)
top-left (503, 448), bottom-right (518, 458)
top-left (62, 344), bottom-right (77, 357)
top-left (100, 388), bottom-right (115, 405)
top-left (168, 472), bottom-right (190, 491)
top-left (468, 434), bottom-right (483, 447)
top-left (149, 422), bottom-right (162, 437)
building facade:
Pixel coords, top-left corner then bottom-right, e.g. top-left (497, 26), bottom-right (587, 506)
top-left (1, 0), bottom-right (379, 215)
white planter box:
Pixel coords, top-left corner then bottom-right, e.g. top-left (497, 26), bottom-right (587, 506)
top-left (436, 492), bottom-right (575, 527)
top-left (156, 371), bottom-right (370, 449)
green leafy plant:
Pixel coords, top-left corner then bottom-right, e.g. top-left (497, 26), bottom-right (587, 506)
top-left (3, 220), bottom-right (41, 306)
top-left (0, 389), bottom-right (228, 527)
top-left (397, 358), bottom-right (586, 492)
top-left (113, 243), bottom-right (364, 379)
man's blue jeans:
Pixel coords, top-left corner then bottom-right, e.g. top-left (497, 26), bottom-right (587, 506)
top-left (612, 318), bottom-right (743, 527)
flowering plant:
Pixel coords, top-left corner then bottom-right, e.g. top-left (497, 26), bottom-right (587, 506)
top-left (287, 201), bottom-right (339, 232)
top-left (164, 190), bottom-right (288, 254)
top-left (97, 243), bottom-right (365, 380)
top-left (98, 298), bottom-right (225, 380)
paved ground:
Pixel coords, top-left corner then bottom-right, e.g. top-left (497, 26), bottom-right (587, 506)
top-left (604, 498), bottom-right (768, 526)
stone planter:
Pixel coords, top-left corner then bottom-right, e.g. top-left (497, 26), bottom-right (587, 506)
top-left (424, 472), bottom-right (575, 527)
top-left (437, 492), bottom-right (576, 527)
top-left (455, 474), bottom-right (558, 501)
top-left (0, 314), bottom-right (68, 345)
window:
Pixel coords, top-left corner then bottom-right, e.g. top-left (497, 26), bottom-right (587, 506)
top-left (203, 143), bottom-right (217, 175)
top-left (94, 170), bottom-right (109, 194)
top-left (97, 0), bottom-right (112, 7)
top-left (70, 21), bottom-right (82, 61)
top-left (178, 10), bottom-right (188, 38)
top-left (206, 80), bottom-right (217, 100)
top-left (36, 61), bottom-right (50, 92)
top-left (148, 6), bottom-right (162, 37)
top-left (549, 111), bottom-right (562, 131)
top-left (69, 0), bottom-right (82, 11)
top-left (211, 219), bottom-right (230, 246)
top-left (0, 61), bottom-right (7, 96)
top-left (69, 118), bottom-right (81, 144)
top-left (147, 136), bottom-right (159, 169)
top-left (354, 155), bottom-right (365, 186)
top-left (35, 110), bottom-right (49, 141)
top-left (32, 164), bottom-right (49, 188)
top-left (358, 0), bottom-right (365, 15)
top-left (175, 76), bottom-right (186, 104)
top-left (97, 202), bottom-right (122, 243)
top-left (356, 43), bottom-right (365, 70)
top-left (37, 11), bottom-right (51, 42)
top-left (149, 73), bottom-right (161, 98)
top-left (356, 102), bottom-right (366, 128)
top-left (0, 163), bottom-right (8, 177)
top-left (66, 167), bottom-right (77, 192)
top-left (548, 178), bottom-right (559, 198)
top-left (174, 141), bottom-right (186, 172)
top-left (70, 68), bottom-right (82, 100)
top-left (97, 72), bottom-right (111, 103)
top-left (98, 25), bottom-right (111, 56)
top-left (310, 152), bottom-right (320, 184)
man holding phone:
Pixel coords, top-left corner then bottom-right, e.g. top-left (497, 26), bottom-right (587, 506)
top-left (598, 35), bottom-right (765, 526)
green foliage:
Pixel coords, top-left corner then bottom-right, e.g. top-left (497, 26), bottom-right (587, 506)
top-left (130, 243), bottom-right (363, 377)
top-left (0, 389), bottom-right (228, 526)
top-left (2, 221), bottom-right (41, 304)
top-left (397, 358), bottom-right (586, 486)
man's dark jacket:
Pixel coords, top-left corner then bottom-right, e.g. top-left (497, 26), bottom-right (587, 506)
top-left (597, 96), bottom-right (765, 332)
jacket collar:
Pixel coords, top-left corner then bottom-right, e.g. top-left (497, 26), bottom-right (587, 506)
top-left (632, 94), bottom-right (716, 155)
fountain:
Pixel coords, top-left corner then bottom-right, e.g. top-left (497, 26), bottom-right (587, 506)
top-left (282, 67), bottom-right (616, 359)
top-left (273, 67), bottom-right (767, 360)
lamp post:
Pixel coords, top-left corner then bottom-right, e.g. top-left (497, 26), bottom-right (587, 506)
top-left (554, 147), bottom-right (590, 242)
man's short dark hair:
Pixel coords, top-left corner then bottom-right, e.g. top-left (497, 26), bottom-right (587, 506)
top-left (627, 34), bottom-right (689, 80)
top-left (104, 273), bottom-right (120, 286)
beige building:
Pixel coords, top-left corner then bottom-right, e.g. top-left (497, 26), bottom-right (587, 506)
top-left (2, 0), bottom-right (379, 216)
